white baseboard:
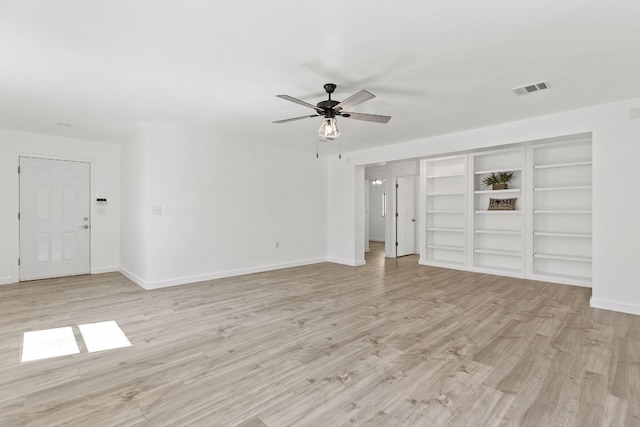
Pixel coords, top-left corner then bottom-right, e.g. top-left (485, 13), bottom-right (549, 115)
top-left (327, 257), bottom-right (366, 267)
top-left (590, 297), bottom-right (640, 316)
top-left (0, 276), bottom-right (14, 285)
top-left (122, 257), bottom-right (329, 290)
top-left (118, 267), bottom-right (149, 289)
top-left (92, 265), bottom-right (120, 274)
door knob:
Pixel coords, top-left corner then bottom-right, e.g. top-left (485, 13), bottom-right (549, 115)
top-left (80, 224), bottom-right (89, 229)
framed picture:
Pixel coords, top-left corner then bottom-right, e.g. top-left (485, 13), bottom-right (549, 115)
top-left (488, 198), bottom-right (517, 211)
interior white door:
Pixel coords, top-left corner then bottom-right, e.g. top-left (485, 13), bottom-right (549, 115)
top-left (19, 157), bottom-right (91, 281)
top-left (364, 180), bottom-right (370, 252)
top-left (396, 176), bottom-right (416, 257)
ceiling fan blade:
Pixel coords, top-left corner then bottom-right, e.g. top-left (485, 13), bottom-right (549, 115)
top-left (342, 112), bottom-right (391, 124)
top-left (334, 90), bottom-right (375, 111)
top-left (273, 114), bottom-right (320, 124)
top-left (276, 95), bottom-right (319, 111)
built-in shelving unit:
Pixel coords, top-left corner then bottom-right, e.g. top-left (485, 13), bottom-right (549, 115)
top-left (530, 139), bottom-right (592, 285)
top-left (421, 155), bottom-right (467, 268)
top-left (470, 148), bottom-right (525, 275)
top-left (419, 136), bottom-right (592, 287)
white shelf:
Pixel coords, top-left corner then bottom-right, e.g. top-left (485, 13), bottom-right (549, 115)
top-left (426, 172), bottom-right (465, 179)
top-left (475, 168), bottom-right (522, 175)
top-left (533, 210), bottom-right (592, 214)
top-left (424, 155), bottom-right (468, 268)
top-left (474, 264), bottom-right (523, 274)
top-left (474, 248), bottom-right (522, 257)
top-left (420, 259), bottom-right (466, 269)
top-left (426, 244), bottom-right (465, 252)
top-left (534, 161), bottom-right (592, 170)
top-left (475, 229), bottom-right (521, 235)
top-left (533, 253), bottom-right (592, 263)
top-left (533, 185), bottom-right (592, 192)
top-left (532, 271), bottom-right (592, 283)
top-left (426, 210), bottom-right (464, 214)
top-left (474, 188), bottom-right (521, 194)
top-left (426, 191), bottom-right (466, 196)
top-left (530, 140), bottom-right (593, 285)
top-left (475, 210), bottom-right (522, 214)
top-left (534, 232), bottom-right (592, 238)
top-left (427, 227), bottom-right (465, 233)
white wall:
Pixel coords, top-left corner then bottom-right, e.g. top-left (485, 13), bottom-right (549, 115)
top-left (119, 130), bottom-right (150, 282)
top-left (328, 97), bottom-right (640, 316)
top-left (120, 123), bottom-right (328, 288)
top-left (327, 160), bottom-right (364, 266)
top-left (0, 128), bottom-right (120, 284)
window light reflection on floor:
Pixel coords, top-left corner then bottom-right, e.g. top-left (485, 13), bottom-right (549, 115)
top-left (78, 320), bottom-right (131, 353)
top-left (21, 327), bottom-right (80, 362)
top-left (21, 320), bottom-right (131, 362)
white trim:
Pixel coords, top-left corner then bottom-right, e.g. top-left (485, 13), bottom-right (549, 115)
top-left (419, 260), bottom-right (466, 271)
top-left (590, 298), bottom-right (640, 316)
top-left (327, 257), bottom-right (366, 267)
top-left (91, 265), bottom-right (120, 274)
top-left (123, 257), bottom-right (329, 290)
top-left (0, 276), bottom-right (13, 285)
top-left (118, 267), bottom-right (148, 289)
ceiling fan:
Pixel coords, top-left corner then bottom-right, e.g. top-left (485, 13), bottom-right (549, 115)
top-left (273, 83), bottom-right (391, 139)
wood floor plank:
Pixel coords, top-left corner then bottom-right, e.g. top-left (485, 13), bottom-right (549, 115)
top-left (1, 242), bottom-right (639, 426)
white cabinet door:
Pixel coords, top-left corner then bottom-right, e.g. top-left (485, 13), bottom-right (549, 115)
top-left (396, 176), bottom-right (416, 256)
top-left (20, 157), bottom-right (91, 281)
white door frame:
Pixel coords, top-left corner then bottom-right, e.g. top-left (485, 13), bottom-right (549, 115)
top-left (13, 152), bottom-right (96, 283)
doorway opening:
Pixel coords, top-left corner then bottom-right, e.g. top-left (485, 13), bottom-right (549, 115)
top-left (395, 176), bottom-right (416, 257)
top-left (367, 177), bottom-right (387, 255)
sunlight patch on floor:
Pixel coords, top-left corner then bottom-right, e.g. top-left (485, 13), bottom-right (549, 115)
top-left (78, 320), bottom-right (131, 353)
top-left (21, 321), bottom-right (131, 362)
top-left (21, 326), bottom-right (80, 362)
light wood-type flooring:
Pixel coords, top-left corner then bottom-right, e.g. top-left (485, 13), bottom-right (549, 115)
top-left (1, 243), bottom-right (639, 426)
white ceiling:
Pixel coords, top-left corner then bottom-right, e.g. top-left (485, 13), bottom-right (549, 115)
top-left (2, 1), bottom-right (640, 152)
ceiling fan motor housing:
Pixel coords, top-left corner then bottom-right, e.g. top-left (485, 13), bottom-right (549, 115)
top-left (318, 83), bottom-right (339, 117)
top-left (317, 99), bottom-right (339, 117)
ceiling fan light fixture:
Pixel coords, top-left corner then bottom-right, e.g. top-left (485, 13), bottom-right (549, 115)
top-left (318, 117), bottom-right (340, 139)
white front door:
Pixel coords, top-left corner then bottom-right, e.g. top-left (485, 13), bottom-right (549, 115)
top-left (396, 176), bottom-right (415, 257)
top-left (19, 157), bottom-right (91, 281)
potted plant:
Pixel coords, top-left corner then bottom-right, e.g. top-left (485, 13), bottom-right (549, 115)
top-left (482, 171), bottom-right (514, 190)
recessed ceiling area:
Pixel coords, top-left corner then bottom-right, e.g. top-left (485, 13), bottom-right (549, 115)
top-left (1, 1), bottom-right (639, 152)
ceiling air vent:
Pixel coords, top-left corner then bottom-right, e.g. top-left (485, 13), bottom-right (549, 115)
top-left (512, 81), bottom-right (549, 96)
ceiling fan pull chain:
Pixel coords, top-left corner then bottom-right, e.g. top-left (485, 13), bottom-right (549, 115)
top-left (339, 136), bottom-right (342, 159)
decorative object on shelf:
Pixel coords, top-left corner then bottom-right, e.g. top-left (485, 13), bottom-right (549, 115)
top-left (482, 171), bottom-right (514, 190)
top-left (488, 198), bottom-right (517, 211)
